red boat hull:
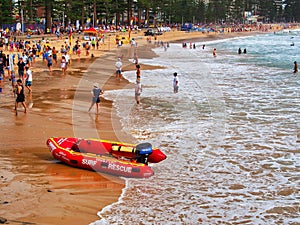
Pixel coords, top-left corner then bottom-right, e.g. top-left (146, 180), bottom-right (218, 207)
top-left (46, 137), bottom-right (166, 178)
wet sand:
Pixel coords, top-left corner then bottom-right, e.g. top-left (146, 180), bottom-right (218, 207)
top-left (0, 27), bottom-right (283, 224)
top-left (0, 31), bottom-right (164, 224)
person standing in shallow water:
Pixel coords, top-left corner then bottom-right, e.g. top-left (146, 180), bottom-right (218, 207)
top-left (15, 79), bottom-right (27, 115)
top-left (47, 54), bottom-right (53, 72)
top-left (135, 79), bottom-right (142, 104)
top-left (136, 64), bottom-right (141, 80)
top-left (88, 83), bottom-right (104, 114)
top-left (293, 61), bottom-right (298, 73)
top-left (213, 48), bottom-right (217, 57)
top-left (115, 58), bottom-right (122, 80)
top-left (173, 72), bottom-right (179, 93)
top-left (25, 66), bottom-right (32, 93)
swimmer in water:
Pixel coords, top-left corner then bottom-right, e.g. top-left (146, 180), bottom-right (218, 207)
top-left (213, 48), bottom-right (217, 57)
top-left (293, 61), bottom-right (298, 73)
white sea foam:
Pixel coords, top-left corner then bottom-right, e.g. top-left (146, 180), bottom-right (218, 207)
top-left (93, 33), bottom-right (300, 225)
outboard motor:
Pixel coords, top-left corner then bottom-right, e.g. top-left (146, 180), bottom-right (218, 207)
top-left (135, 143), bottom-right (153, 165)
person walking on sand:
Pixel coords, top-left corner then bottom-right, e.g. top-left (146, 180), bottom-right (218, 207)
top-left (61, 55), bottom-right (67, 75)
top-left (115, 58), bottom-right (122, 80)
top-left (15, 79), bottom-right (27, 115)
top-left (52, 47), bottom-right (58, 64)
top-left (135, 79), bottom-right (142, 104)
top-left (293, 61), bottom-right (298, 73)
top-left (88, 83), bottom-right (104, 114)
top-left (47, 54), bottom-right (53, 72)
top-left (64, 52), bottom-right (70, 69)
top-left (25, 66), bottom-right (32, 93)
top-left (173, 72), bottom-right (179, 93)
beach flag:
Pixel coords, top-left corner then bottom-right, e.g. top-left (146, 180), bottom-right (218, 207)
top-left (129, 26), bottom-right (131, 39)
top-left (69, 30), bottom-right (72, 48)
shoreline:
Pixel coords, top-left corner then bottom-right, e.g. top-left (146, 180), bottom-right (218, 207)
top-left (0, 28), bottom-right (282, 224)
top-left (0, 30), bottom-right (162, 225)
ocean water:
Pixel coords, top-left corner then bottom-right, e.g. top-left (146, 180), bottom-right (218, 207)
top-left (92, 32), bottom-right (300, 225)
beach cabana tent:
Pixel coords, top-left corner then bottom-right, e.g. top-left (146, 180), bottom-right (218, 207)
top-left (83, 27), bottom-right (98, 41)
top-left (83, 27), bottom-right (98, 34)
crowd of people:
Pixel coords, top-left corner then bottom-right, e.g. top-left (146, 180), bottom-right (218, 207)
top-left (0, 26), bottom-right (151, 116)
top-left (4, 23), bottom-right (292, 116)
top-left (0, 30), bottom-right (110, 115)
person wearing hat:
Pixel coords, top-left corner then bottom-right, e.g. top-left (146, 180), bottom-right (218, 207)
top-left (88, 83), bottom-right (104, 114)
top-left (173, 72), bottom-right (179, 93)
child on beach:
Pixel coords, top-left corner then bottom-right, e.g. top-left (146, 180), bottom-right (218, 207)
top-left (61, 56), bottom-right (67, 75)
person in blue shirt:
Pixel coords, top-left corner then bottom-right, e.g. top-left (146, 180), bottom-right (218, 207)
top-left (47, 54), bottom-right (53, 72)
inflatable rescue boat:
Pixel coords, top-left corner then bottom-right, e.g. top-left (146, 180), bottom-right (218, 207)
top-left (46, 137), bottom-right (167, 178)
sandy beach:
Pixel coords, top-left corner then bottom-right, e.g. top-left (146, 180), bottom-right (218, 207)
top-left (0, 26), bottom-right (284, 224)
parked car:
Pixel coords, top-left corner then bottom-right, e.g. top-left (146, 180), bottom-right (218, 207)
top-left (181, 23), bottom-right (193, 31)
top-left (144, 28), bottom-right (162, 36)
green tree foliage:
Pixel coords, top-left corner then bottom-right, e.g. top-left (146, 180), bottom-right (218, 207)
top-left (284, 0), bottom-right (300, 22)
top-left (1, 0), bottom-right (299, 30)
top-left (16, 0), bottom-right (44, 24)
top-left (0, 0), bottom-right (14, 25)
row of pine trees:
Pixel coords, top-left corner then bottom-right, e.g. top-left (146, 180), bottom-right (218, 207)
top-left (0, 0), bottom-right (299, 29)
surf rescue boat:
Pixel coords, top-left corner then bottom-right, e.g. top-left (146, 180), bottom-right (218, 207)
top-left (46, 137), bottom-right (167, 178)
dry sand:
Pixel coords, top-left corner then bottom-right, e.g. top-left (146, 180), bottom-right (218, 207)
top-left (0, 27), bottom-right (281, 224)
